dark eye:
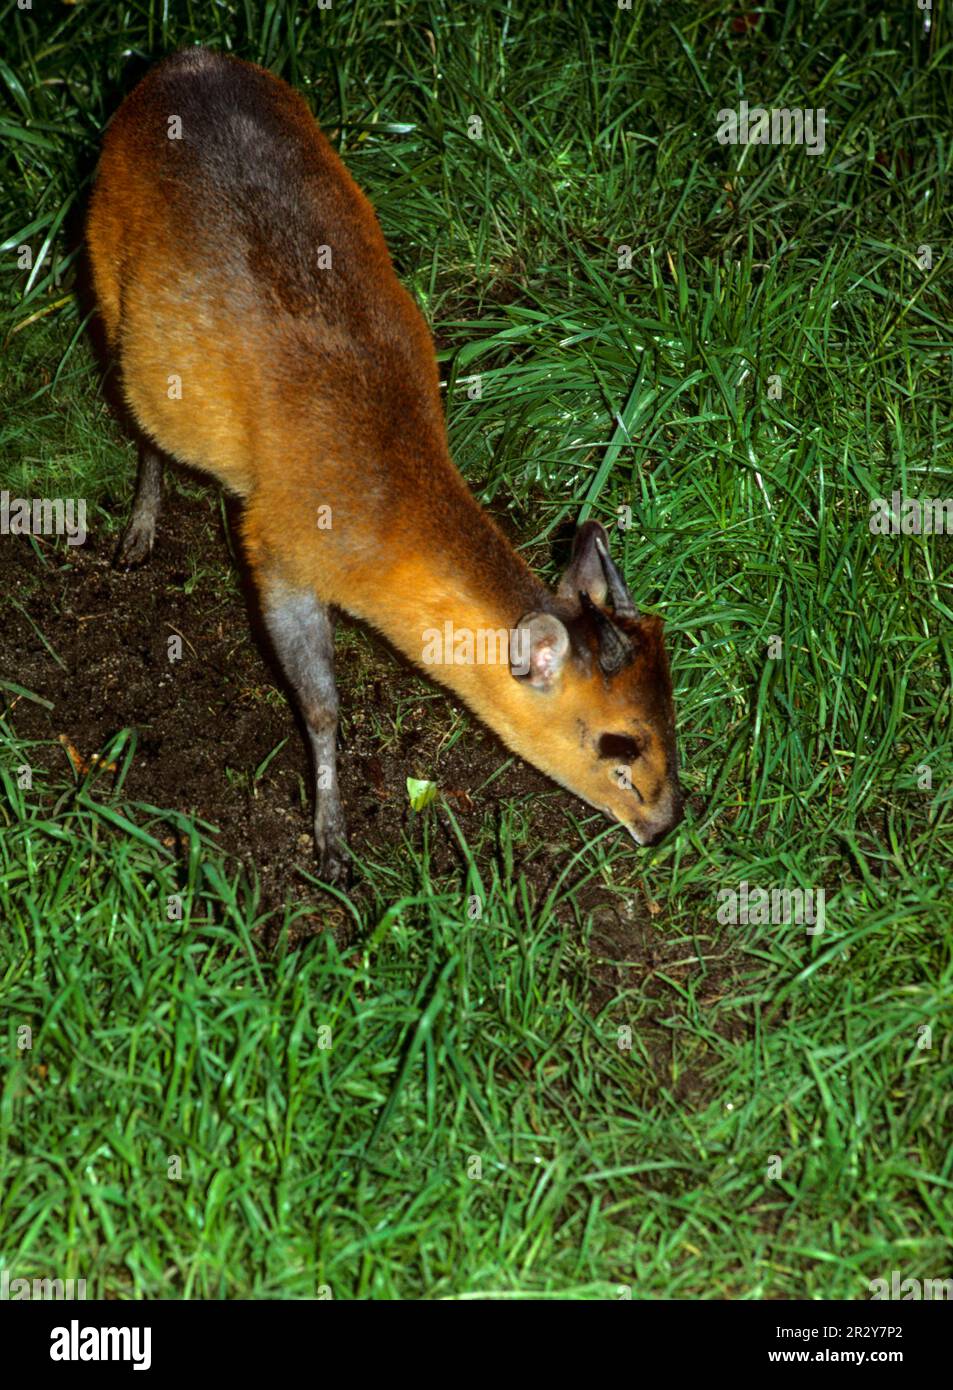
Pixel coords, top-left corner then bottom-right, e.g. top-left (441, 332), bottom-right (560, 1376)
top-left (598, 733), bottom-right (643, 761)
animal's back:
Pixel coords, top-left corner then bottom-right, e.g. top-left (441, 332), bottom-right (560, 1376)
top-left (87, 48), bottom-right (442, 499)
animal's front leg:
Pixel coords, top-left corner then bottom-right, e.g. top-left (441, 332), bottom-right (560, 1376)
top-left (260, 580), bottom-right (348, 883)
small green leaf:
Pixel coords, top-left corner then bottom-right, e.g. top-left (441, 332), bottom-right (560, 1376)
top-left (406, 777), bottom-right (438, 812)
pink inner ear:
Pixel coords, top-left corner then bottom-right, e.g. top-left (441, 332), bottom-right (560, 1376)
top-left (533, 634), bottom-right (560, 680)
top-left (514, 611), bottom-right (569, 686)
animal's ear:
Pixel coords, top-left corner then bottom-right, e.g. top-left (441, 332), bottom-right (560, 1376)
top-left (511, 612), bottom-right (570, 690)
top-left (557, 518), bottom-right (640, 620)
top-left (557, 520), bottom-right (609, 607)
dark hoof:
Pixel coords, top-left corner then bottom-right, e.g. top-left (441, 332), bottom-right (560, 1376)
top-left (316, 827), bottom-right (350, 886)
top-left (113, 522), bottom-right (155, 569)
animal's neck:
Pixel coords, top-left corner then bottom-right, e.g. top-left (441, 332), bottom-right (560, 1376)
top-left (347, 476), bottom-right (550, 733)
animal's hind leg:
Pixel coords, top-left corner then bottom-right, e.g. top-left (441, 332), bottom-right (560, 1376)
top-left (114, 441), bottom-right (163, 568)
top-left (260, 578), bottom-right (348, 884)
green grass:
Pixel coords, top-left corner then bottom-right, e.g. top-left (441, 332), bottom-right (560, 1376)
top-left (2, 0), bottom-right (952, 1298)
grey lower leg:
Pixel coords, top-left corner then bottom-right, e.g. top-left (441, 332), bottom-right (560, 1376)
top-left (115, 442), bottom-right (163, 567)
top-left (261, 583), bottom-right (347, 882)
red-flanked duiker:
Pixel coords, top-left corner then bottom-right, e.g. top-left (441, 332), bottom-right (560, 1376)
top-left (87, 48), bottom-right (683, 881)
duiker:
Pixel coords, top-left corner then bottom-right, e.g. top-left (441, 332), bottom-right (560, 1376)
top-left (87, 48), bottom-right (682, 881)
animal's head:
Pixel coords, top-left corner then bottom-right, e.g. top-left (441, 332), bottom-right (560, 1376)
top-left (511, 520), bottom-right (683, 845)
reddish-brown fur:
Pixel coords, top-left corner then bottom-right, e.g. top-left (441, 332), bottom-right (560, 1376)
top-left (87, 49), bottom-right (682, 872)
